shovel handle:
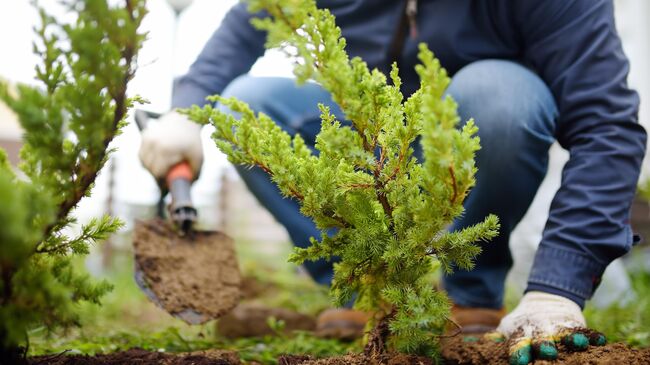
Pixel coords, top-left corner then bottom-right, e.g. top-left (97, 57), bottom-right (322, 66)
top-left (166, 161), bottom-right (194, 186)
top-left (167, 161), bottom-right (197, 234)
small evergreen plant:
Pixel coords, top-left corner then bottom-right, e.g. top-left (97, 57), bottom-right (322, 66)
top-left (187, 0), bottom-right (499, 356)
top-left (0, 0), bottom-right (146, 361)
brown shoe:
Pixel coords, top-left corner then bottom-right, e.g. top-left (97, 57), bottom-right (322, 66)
top-left (216, 303), bottom-right (316, 338)
top-left (316, 308), bottom-right (370, 341)
top-left (450, 304), bottom-right (506, 334)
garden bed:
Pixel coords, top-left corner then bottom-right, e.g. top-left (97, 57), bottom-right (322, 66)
top-left (440, 335), bottom-right (650, 365)
top-left (29, 338), bottom-right (650, 365)
top-left (29, 350), bottom-right (431, 365)
top-left (29, 348), bottom-right (240, 365)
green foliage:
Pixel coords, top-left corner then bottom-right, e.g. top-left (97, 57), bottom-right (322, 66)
top-left (186, 0), bottom-right (499, 355)
top-left (0, 0), bottom-right (146, 355)
top-left (585, 267), bottom-right (650, 348)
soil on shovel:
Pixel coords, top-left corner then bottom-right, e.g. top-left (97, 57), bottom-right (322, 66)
top-left (133, 219), bottom-right (241, 323)
top-left (29, 348), bottom-right (241, 365)
top-left (441, 335), bottom-right (650, 365)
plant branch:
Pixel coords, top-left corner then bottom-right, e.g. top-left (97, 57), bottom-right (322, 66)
top-left (346, 182), bottom-right (373, 189)
top-left (246, 159), bottom-right (355, 229)
top-left (448, 165), bottom-right (458, 204)
top-left (373, 147), bottom-right (394, 230)
top-left (1, 266), bottom-right (13, 306)
top-left (41, 3), bottom-right (138, 245)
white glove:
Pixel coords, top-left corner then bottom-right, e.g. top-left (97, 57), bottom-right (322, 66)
top-left (139, 110), bottom-right (203, 180)
top-left (496, 291), bottom-right (585, 339)
top-left (490, 291), bottom-right (605, 364)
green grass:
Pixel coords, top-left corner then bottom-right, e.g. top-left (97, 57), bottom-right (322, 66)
top-left (584, 269), bottom-right (650, 347)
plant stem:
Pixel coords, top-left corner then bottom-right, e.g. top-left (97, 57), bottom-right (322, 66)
top-left (364, 310), bottom-right (395, 357)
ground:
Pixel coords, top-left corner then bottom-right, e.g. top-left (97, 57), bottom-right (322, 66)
top-left (28, 236), bottom-right (359, 363)
top-left (28, 234), bottom-right (650, 364)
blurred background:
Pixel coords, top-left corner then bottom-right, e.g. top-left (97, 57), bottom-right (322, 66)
top-left (0, 0), bottom-right (296, 262)
top-left (0, 0), bottom-right (649, 356)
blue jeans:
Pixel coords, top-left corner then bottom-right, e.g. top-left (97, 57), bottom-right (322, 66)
top-left (218, 60), bottom-right (558, 309)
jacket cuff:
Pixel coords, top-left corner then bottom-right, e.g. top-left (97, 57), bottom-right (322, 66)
top-left (525, 245), bottom-right (608, 309)
top-left (171, 77), bottom-right (215, 110)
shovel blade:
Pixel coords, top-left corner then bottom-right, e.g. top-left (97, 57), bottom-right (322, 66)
top-left (133, 219), bottom-right (241, 324)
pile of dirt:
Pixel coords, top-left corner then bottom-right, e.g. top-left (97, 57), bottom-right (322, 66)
top-left (30, 351), bottom-right (432, 365)
top-left (133, 219), bottom-right (241, 324)
top-left (278, 353), bottom-right (433, 365)
top-left (29, 348), bottom-right (241, 365)
top-left (440, 335), bottom-right (650, 365)
top-left (29, 341), bottom-right (650, 365)
top-left (440, 335), bottom-right (508, 364)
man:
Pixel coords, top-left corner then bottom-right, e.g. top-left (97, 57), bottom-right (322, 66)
top-left (140, 0), bottom-right (646, 362)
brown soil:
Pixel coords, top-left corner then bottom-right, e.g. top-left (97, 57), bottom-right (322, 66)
top-left (133, 219), bottom-right (241, 324)
top-left (278, 353), bottom-right (433, 365)
top-left (441, 335), bottom-right (650, 364)
top-left (28, 340), bottom-right (650, 365)
top-left (29, 348), bottom-right (240, 365)
top-left (216, 303), bottom-right (316, 338)
top-left (29, 351), bottom-right (431, 365)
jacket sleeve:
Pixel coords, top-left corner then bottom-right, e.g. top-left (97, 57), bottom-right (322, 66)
top-left (172, 3), bottom-right (267, 109)
top-left (516, 0), bottom-right (647, 306)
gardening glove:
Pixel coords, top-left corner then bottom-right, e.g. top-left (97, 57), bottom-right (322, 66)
top-left (490, 291), bottom-right (606, 365)
top-left (139, 110), bottom-right (203, 181)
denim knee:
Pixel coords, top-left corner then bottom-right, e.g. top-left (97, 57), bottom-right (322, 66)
top-left (447, 60), bottom-right (557, 152)
top-left (219, 76), bottom-right (334, 144)
top-left (442, 61), bottom-right (559, 308)
top-left (220, 75), bottom-right (279, 112)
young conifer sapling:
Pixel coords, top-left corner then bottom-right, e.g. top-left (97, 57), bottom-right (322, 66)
top-left (0, 0), bottom-right (146, 361)
top-left (186, 0), bottom-right (499, 356)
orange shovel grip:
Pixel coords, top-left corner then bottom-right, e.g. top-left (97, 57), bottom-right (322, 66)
top-left (166, 161), bottom-right (193, 186)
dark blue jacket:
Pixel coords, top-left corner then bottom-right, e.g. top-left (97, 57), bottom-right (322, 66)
top-left (173, 0), bottom-right (647, 305)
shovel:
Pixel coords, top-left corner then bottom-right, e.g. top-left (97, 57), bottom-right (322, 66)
top-left (132, 110), bottom-right (241, 325)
